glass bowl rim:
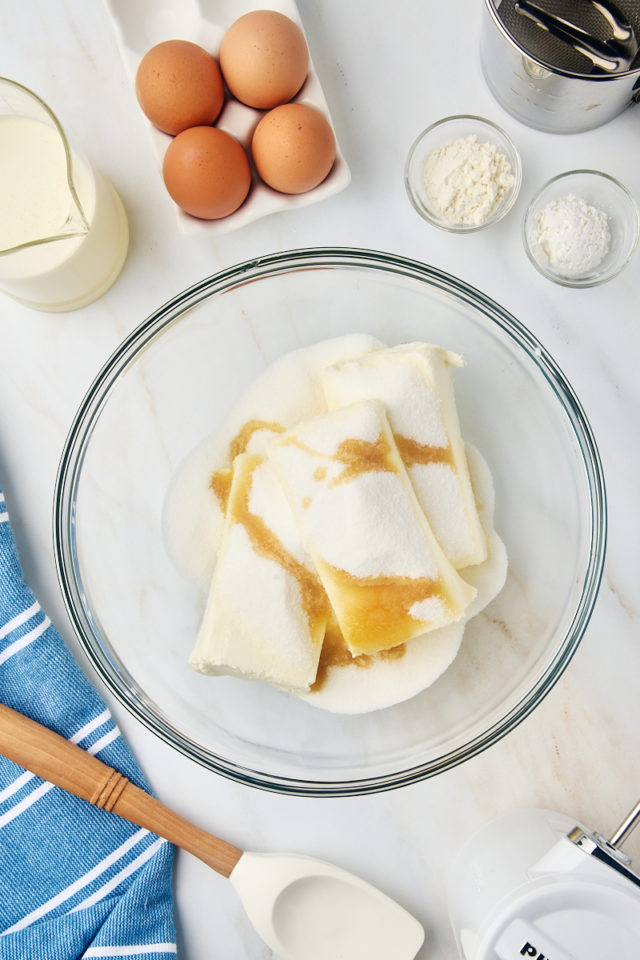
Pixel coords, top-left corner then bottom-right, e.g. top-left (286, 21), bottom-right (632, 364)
top-left (404, 114), bottom-right (523, 233)
top-left (522, 168), bottom-right (640, 288)
top-left (53, 246), bottom-right (607, 797)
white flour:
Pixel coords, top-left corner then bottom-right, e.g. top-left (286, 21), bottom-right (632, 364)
top-left (422, 135), bottom-right (514, 226)
top-left (532, 194), bottom-right (610, 278)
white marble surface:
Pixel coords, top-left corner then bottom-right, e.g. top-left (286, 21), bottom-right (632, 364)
top-left (1, 1), bottom-right (640, 957)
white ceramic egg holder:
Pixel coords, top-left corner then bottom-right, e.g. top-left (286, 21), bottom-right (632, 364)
top-left (105, 0), bottom-right (351, 235)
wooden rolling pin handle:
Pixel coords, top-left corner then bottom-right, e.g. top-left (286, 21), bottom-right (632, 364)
top-left (92, 769), bottom-right (130, 811)
top-left (0, 702), bottom-right (243, 878)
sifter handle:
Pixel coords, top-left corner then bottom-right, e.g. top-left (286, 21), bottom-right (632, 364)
top-left (515, 0), bottom-right (629, 72)
top-left (609, 797), bottom-right (640, 848)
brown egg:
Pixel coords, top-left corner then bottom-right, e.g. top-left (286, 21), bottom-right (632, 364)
top-left (163, 127), bottom-right (251, 219)
top-left (136, 40), bottom-right (224, 136)
top-left (251, 103), bottom-right (336, 195)
top-left (219, 10), bottom-right (308, 110)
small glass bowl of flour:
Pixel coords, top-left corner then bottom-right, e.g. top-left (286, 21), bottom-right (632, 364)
top-left (405, 115), bottom-right (522, 233)
top-left (524, 170), bottom-right (639, 288)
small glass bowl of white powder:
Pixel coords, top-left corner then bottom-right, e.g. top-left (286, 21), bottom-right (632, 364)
top-left (523, 170), bottom-right (639, 288)
top-left (405, 115), bottom-right (522, 233)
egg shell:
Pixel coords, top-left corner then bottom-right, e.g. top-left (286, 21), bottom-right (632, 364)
top-left (136, 39), bottom-right (224, 136)
top-left (252, 103), bottom-right (336, 195)
top-left (219, 10), bottom-right (309, 110)
top-left (163, 127), bottom-right (251, 219)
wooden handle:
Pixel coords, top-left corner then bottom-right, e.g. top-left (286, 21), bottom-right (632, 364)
top-left (0, 703), bottom-right (243, 878)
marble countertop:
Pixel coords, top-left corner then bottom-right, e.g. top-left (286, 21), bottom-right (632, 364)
top-left (2, 1), bottom-right (640, 957)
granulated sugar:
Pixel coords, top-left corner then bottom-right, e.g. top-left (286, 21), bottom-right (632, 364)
top-left (268, 400), bottom-right (477, 655)
top-left (269, 401), bottom-right (441, 579)
top-left (162, 333), bottom-right (384, 589)
top-left (322, 343), bottom-right (487, 568)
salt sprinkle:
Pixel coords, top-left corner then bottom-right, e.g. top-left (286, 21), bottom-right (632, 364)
top-left (532, 193), bottom-right (610, 278)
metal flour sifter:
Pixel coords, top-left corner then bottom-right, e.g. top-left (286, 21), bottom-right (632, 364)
top-left (481, 0), bottom-right (640, 132)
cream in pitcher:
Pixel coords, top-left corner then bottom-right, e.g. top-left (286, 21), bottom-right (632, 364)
top-left (0, 79), bottom-right (129, 312)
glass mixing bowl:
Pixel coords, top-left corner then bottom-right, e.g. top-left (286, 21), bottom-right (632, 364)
top-left (54, 248), bottom-right (606, 797)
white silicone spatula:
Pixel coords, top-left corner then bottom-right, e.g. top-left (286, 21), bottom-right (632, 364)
top-left (0, 703), bottom-right (425, 960)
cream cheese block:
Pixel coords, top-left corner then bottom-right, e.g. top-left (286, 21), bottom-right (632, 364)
top-left (190, 453), bottom-right (329, 692)
top-left (322, 342), bottom-right (487, 568)
top-left (162, 333), bottom-right (383, 591)
top-left (267, 399), bottom-right (477, 656)
top-left (303, 443), bottom-right (507, 713)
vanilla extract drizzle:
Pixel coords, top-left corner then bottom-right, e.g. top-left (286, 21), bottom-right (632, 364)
top-left (394, 434), bottom-right (453, 469)
top-left (278, 430), bottom-right (396, 487)
top-left (212, 422), bottom-right (452, 678)
top-left (209, 467), bottom-right (233, 513)
top-left (210, 419), bottom-right (286, 513)
top-left (230, 456), bottom-right (329, 634)
top-left (229, 418), bottom-right (285, 460)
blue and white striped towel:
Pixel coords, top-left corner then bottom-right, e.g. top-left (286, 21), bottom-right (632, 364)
top-left (0, 489), bottom-right (177, 959)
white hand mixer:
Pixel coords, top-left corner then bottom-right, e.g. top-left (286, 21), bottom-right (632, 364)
top-left (448, 800), bottom-right (640, 959)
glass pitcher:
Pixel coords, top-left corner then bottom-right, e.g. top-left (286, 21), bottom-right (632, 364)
top-left (0, 78), bottom-right (129, 312)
